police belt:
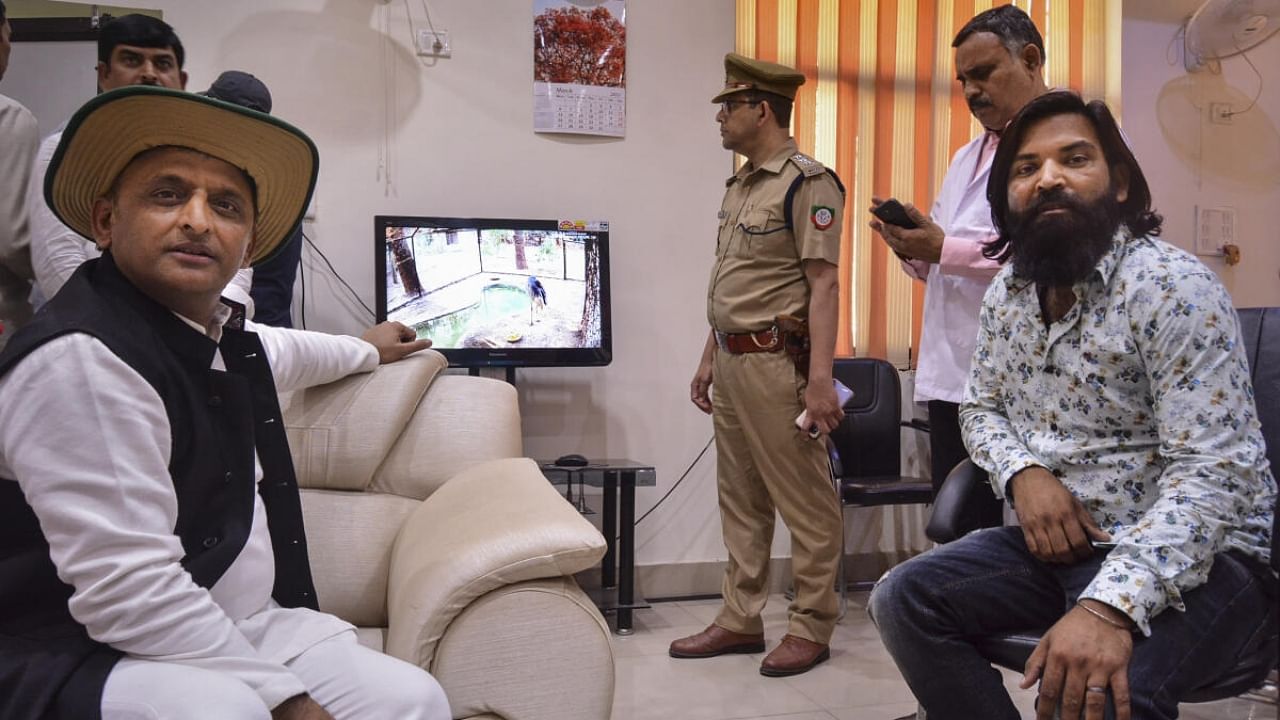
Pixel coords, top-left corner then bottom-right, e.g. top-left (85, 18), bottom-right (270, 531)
top-left (715, 326), bottom-right (784, 354)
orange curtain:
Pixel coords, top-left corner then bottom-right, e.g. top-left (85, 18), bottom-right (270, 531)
top-left (736, 0), bottom-right (1120, 364)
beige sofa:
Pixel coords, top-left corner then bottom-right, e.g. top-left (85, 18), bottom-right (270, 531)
top-left (278, 350), bottom-right (615, 720)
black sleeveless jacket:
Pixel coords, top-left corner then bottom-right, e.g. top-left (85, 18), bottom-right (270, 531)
top-left (0, 255), bottom-right (317, 720)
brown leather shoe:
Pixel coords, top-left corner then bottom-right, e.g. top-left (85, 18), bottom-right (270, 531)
top-left (759, 634), bottom-right (830, 676)
top-left (668, 624), bottom-right (765, 659)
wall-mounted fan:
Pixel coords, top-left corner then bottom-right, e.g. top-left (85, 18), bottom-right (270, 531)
top-left (1184, 0), bottom-right (1280, 70)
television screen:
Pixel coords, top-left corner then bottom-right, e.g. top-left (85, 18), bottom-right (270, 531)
top-left (374, 216), bottom-right (612, 367)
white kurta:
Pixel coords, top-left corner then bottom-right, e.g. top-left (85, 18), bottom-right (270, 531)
top-left (901, 131), bottom-right (1003, 404)
top-left (0, 311), bottom-right (378, 708)
top-left (27, 130), bottom-right (94, 309)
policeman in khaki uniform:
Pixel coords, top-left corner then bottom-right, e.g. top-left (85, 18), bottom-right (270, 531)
top-left (669, 53), bottom-right (845, 677)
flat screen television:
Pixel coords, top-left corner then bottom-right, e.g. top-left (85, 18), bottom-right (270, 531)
top-left (375, 215), bottom-right (612, 368)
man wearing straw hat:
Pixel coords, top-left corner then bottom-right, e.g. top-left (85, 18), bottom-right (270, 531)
top-left (0, 87), bottom-right (447, 720)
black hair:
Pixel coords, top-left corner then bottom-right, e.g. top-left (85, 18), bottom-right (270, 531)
top-left (97, 14), bottom-right (185, 69)
top-left (983, 90), bottom-right (1163, 263)
top-left (952, 4), bottom-right (1044, 64)
top-left (746, 90), bottom-right (793, 129)
top-left (0, 2), bottom-right (8, 25)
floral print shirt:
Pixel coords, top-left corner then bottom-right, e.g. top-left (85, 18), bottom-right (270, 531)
top-left (960, 231), bottom-right (1275, 635)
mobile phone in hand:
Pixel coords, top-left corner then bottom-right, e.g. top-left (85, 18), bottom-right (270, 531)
top-left (795, 379), bottom-right (855, 439)
top-left (871, 198), bottom-right (920, 230)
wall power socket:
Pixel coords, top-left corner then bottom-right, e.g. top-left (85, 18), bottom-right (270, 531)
top-left (416, 29), bottom-right (451, 58)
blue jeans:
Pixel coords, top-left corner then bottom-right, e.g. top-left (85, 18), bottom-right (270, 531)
top-left (869, 527), bottom-right (1276, 720)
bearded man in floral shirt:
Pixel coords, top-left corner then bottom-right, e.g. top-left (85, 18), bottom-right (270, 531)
top-left (870, 90), bottom-right (1276, 720)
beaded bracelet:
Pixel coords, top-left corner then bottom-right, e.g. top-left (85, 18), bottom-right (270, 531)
top-left (1077, 601), bottom-right (1134, 631)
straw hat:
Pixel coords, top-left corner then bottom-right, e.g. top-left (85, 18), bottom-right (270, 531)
top-left (44, 85), bottom-right (317, 266)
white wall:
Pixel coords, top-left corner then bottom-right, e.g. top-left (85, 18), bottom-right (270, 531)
top-left (4, 40), bottom-right (96, 139)
top-left (1122, 2), bottom-right (1280, 308)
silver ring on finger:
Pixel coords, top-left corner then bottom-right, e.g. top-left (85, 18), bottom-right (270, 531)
top-left (1086, 686), bottom-right (1107, 694)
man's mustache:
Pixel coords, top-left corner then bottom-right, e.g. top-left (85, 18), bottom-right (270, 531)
top-left (967, 97), bottom-right (993, 113)
top-left (1024, 189), bottom-right (1087, 220)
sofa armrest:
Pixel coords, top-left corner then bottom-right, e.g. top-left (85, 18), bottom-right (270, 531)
top-left (282, 350), bottom-right (448, 493)
top-left (924, 459), bottom-right (1003, 543)
top-left (431, 577), bottom-right (614, 720)
top-left (384, 457), bottom-right (607, 668)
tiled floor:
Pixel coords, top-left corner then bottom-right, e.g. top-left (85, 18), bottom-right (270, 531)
top-left (609, 591), bottom-right (1277, 720)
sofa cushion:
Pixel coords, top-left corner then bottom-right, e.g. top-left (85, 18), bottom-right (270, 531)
top-left (300, 489), bottom-right (419, 626)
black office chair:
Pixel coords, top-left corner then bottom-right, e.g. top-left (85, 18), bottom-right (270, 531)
top-left (926, 307), bottom-right (1280, 706)
top-left (826, 358), bottom-right (935, 610)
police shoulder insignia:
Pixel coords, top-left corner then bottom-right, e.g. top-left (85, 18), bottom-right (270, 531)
top-left (811, 205), bottom-right (835, 230)
top-left (791, 153), bottom-right (825, 177)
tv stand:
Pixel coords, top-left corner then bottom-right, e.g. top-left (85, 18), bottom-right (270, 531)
top-left (465, 367), bottom-right (518, 385)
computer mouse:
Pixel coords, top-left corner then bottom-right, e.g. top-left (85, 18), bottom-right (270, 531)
top-left (554, 453), bottom-right (590, 467)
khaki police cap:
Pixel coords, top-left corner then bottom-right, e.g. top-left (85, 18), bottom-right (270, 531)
top-left (711, 53), bottom-right (805, 103)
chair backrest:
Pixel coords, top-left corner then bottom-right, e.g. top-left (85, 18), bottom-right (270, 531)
top-left (830, 358), bottom-right (903, 478)
top-left (1236, 307), bottom-right (1280, 571)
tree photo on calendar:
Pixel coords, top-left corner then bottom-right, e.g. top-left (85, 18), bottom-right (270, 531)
top-left (533, 0), bottom-right (627, 137)
top-left (534, 0), bottom-right (625, 86)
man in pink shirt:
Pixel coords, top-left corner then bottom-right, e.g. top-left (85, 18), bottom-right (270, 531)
top-left (869, 4), bottom-right (1047, 493)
